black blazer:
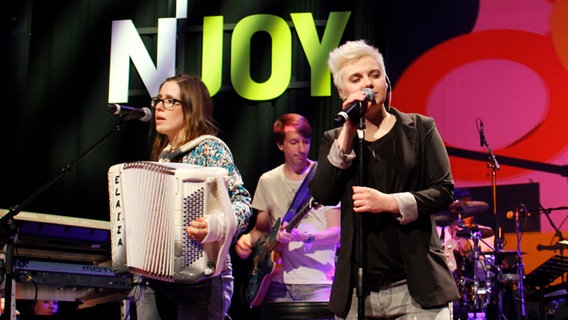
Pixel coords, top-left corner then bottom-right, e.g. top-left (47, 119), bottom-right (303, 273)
top-left (309, 107), bottom-right (460, 317)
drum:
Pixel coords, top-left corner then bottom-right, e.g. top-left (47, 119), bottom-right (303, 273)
top-left (455, 252), bottom-right (495, 314)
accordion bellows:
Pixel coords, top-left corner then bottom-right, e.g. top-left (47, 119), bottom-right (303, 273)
top-left (108, 161), bottom-right (237, 283)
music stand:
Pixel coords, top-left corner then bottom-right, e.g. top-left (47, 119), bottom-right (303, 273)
top-left (525, 255), bottom-right (568, 289)
top-left (524, 255), bottom-right (568, 320)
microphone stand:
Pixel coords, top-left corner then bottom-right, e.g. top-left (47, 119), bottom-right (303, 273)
top-left (356, 107), bottom-right (367, 320)
top-left (538, 203), bottom-right (566, 258)
top-left (514, 204), bottom-right (527, 320)
top-left (479, 125), bottom-right (500, 249)
top-left (540, 204), bottom-right (567, 243)
top-left (0, 117), bottom-right (137, 320)
top-left (479, 122), bottom-right (507, 319)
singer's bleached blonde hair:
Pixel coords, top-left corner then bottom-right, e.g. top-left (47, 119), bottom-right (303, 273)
top-left (328, 40), bottom-right (386, 91)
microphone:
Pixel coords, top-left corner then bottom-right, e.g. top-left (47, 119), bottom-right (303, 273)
top-left (107, 104), bottom-right (152, 122)
top-left (479, 119), bottom-right (485, 147)
top-left (537, 243), bottom-right (567, 251)
top-left (505, 206), bottom-right (539, 219)
top-left (334, 88), bottom-right (375, 126)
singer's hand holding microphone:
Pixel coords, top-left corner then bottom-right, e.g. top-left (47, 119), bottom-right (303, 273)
top-left (107, 104), bottom-right (152, 122)
top-left (334, 88), bottom-right (376, 126)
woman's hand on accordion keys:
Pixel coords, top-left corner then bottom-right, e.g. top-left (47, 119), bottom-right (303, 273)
top-left (186, 216), bottom-right (209, 242)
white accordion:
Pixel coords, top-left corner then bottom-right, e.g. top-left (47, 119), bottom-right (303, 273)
top-left (108, 161), bottom-right (237, 283)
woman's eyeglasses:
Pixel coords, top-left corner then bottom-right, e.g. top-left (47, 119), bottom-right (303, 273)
top-left (151, 97), bottom-right (182, 110)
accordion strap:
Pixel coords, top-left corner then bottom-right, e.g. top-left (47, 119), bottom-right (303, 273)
top-left (282, 162), bottom-right (317, 223)
top-left (160, 135), bottom-right (224, 162)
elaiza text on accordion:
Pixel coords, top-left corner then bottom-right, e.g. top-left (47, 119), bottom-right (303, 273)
top-left (110, 173), bottom-right (125, 248)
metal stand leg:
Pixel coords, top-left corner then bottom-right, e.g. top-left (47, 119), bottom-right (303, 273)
top-left (120, 298), bottom-right (131, 320)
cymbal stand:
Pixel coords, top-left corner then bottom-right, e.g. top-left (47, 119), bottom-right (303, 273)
top-left (468, 229), bottom-right (493, 314)
top-left (471, 230), bottom-right (483, 312)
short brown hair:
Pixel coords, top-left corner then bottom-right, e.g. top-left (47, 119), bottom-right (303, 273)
top-left (273, 113), bottom-right (312, 145)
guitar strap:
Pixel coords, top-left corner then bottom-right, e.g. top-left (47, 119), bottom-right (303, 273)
top-left (282, 162), bottom-right (318, 223)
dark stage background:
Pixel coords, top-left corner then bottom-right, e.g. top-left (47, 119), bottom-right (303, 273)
top-left (1, 0), bottom-right (478, 221)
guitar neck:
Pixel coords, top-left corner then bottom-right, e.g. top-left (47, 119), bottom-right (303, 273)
top-left (284, 197), bottom-right (316, 232)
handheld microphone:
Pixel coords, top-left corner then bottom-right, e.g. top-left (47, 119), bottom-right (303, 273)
top-left (107, 104), bottom-right (152, 122)
top-left (333, 88), bottom-right (375, 126)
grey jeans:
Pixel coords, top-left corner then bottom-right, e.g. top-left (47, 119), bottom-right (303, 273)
top-left (339, 281), bottom-right (451, 320)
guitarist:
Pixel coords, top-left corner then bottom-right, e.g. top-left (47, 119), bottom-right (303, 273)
top-left (235, 113), bottom-right (340, 305)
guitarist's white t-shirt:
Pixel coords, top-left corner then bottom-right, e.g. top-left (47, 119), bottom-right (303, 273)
top-left (252, 164), bottom-right (338, 284)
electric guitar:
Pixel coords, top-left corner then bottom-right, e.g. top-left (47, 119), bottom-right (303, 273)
top-left (443, 238), bottom-right (458, 272)
top-left (245, 197), bottom-right (320, 307)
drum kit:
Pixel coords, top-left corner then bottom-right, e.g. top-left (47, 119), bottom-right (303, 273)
top-left (435, 200), bottom-right (524, 318)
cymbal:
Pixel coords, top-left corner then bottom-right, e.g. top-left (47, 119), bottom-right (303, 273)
top-left (493, 249), bottom-right (526, 256)
top-left (454, 224), bottom-right (494, 239)
top-left (434, 200), bottom-right (489, 225)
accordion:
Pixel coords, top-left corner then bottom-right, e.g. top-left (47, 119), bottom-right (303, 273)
top-left (108, 161), bottom-right (237, 283)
